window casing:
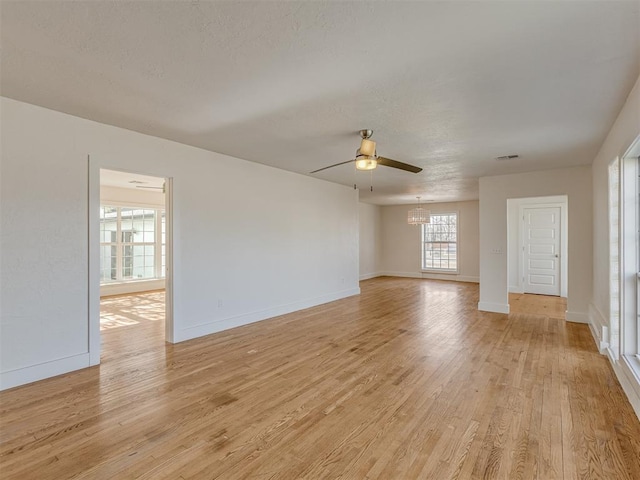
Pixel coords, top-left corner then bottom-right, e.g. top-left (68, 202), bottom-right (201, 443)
top-left (620, 148), bottom-right (640, 377)
top-left (421, 213), bottom-right (458, 273)
top-left (100, 205), bottom-right (166, 284)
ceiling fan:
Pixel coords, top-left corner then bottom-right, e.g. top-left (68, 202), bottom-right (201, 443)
top-left (310, 130), bottom-right (422, 174)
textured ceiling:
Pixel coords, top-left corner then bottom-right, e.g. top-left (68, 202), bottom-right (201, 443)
top-left (2, 1), bottom-right (639, 204)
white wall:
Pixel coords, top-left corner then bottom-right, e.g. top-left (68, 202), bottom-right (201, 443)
top-left (479, 166), bottom-right (592, 318)
top-left (591, 74), bottom-right (640, 418)
top-left (507, 195), bottom-right (568, 297)
top-left (0, 97), bottom-right (359, 390)
top-left (380, 201), bottom-right (480, 282)
top-left (359, 202), bottom-right (383, 280)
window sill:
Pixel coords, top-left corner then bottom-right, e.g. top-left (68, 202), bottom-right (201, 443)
top-left (623, 354), bottom-right (640, 386)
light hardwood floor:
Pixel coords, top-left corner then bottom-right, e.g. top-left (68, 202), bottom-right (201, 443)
top-left (1, 277), bottom-right (639, 479)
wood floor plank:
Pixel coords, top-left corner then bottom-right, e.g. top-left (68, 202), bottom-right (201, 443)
top-left (1, 278), bottom-right (639, 479)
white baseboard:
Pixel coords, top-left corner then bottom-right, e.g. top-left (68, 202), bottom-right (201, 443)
top-left (101, 279), bottom-right (165, 297)
top-left (565, 310), bottom-right (589, 324)
top-left (359, 272), bottom-right (384, 281)
top-left (478, 302), bottom-right (510, 314)
top-left (588, 302), bottom-right (609, 353)
top-left (421, 273), bottom-right (479, 283)
top-left (611, 356), bottom-right (640, 421)
top-left (0, 353), bottom-right (90, 391)
top-left (381, 271), bottom-right (422, 279)
top-left (382, 271), bottom-right (479, 283)
top-left (175, 287), bottom-right (361, 343)
top-left (509, 285), bottom-right (524, 294)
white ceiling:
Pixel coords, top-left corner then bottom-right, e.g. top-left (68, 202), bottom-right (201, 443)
top-left (2, 1), bottom-right (639, 204)
top-left (100, 169), bottom-right (165, 191)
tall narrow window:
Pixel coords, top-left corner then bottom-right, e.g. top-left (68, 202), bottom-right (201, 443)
top-left (422, 213), bottom-right (458, 272)
top-left (609, 157), bottom-right (621, 359)
top-left (636, 156), bottom-right (640, 356)
top-left (620, 149), bottom-right (640, 375)
top-left (99, 205), bottom-right (165, 284)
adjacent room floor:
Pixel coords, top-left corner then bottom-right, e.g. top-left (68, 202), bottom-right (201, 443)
top-left (100, 290), bottom-right (166, 360)
top-left (1, 277), bottom-right (639, 479)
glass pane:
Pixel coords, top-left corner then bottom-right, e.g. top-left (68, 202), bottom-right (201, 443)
top-left (100, 205), bottom-right (164, 282)
top-left (422, 214), bottom-right (457, 270)
top-left (120, 208), bottom-right (133, 232)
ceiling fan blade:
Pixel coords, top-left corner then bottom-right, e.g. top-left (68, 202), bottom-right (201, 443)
top-left (376, 157), bottom-right (422, 173)
top-left (310, 160), bottom-right (355, 174)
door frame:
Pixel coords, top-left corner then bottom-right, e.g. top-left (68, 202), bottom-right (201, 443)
top-left (88, 156), bottom-right (175, 365)
top-left (508, 195), bottom-right (568, 297)
top-left (520, 205), bottom-right (563, 296)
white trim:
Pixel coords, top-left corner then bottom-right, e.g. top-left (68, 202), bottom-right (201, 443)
top-left (380, 271), bottom-right (479, 283)
top-left (359, 272), bottom-right (384, 281)
top-left (97, 198), bottom-right (165, 209)
top-left (100, 279), bottom-right (165, 297)
top-left (89, 159), bottom-right (176, 368)
top-left (612, 355), bottom-right (640, 421)
top-left (164, 177), bottom-right (175, 343)
top-left (381, 271), bottom-right (422, 279)
top-left (421, 211), bottom-right (460, 274)
top-left (88, 157), bottom-right (101, 365)
top-left (0, 353), bottom-right (90, 391)
top-left (421, 273), bottom-right (479, 283)
top-left (588, 301), bottom-right (609, 353)
top-left (478, 302), bottom-right (510, 314)
top-left (565, 311), bottom-right (589, 324)
top-left (520, 203), bottom-right (566, 297)
top-left (174, 288), bottom-right (360, 343)
top-left (621, 150), bottom-right (639, 358)
top-left (507, 196), bottom-right (568, 297)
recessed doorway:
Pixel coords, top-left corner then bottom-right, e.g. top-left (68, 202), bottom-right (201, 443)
top-left (89, 163), bottom-right (173, 365)
top-left (507, 195), bottom-right (568, 298)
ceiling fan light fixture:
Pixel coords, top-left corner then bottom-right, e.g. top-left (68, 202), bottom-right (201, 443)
top-left (360, 138), bottom-right (376, 157)
top-left (355, 156), bottom-right (377, 170)
top-left (407, 196), bottom-right (431, 225)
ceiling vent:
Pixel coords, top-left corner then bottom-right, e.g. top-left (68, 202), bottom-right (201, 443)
top-left (495, 154), bottom-right (520, 161)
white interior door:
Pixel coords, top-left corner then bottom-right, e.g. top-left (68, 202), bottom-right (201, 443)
top-left (522, 206), bottom-right (561, 296)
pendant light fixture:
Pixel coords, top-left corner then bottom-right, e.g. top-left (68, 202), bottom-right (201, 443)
top-left (407, 196), bottom-right (430, 225)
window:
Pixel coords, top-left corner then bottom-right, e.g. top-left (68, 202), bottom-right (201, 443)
top-left (620, 142), bottom-right (640, 376)
top-left (609, 158), bottom-right (621, 359)
top-left (422, 213), bottom-right (458, 272)
top-left (99, 205), bottom-right (166, 284)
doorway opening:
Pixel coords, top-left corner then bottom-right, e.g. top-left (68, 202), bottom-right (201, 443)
top-left (99, 169), bottom-right (167, 360)
top-left (507, 195), bottom-right (568, 303)
top-left (89, 165), bottom-right (173, 365)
